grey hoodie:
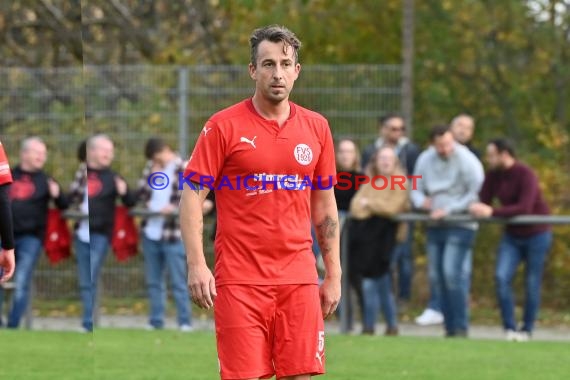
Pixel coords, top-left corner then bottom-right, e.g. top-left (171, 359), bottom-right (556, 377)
top-left (410, 143), bottom-right (484, 230)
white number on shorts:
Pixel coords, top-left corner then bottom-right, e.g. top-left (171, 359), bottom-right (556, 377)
top-left (318, 331), bottom-right (325, 352)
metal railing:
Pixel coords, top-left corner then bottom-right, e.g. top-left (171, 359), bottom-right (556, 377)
top-left (338, 213), bottom-right (570, 333)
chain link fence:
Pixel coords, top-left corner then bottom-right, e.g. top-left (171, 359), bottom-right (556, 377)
top-left (0, 65), bottom-right (402, 313)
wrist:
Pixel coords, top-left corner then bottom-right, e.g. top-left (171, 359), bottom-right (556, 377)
top-left (325, 268), bottom-right (342, 280)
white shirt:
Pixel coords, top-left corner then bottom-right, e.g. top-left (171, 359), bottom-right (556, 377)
top-left (143, 160), bottom-right (176, 241)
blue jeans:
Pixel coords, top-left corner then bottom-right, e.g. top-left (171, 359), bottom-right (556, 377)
top-left (75, 233), bottom-right (109, 331)
top-left (495, 231), bottom-right (552, 333)
top-left (4, 235), bottom-right (43, 328)
top-left (361, 274), bottom-right (398, 332)
top-left (391, 222), bottom-right (415, 301)
top-left (426, 227), bottom-right (475, 335)
top-left (427, 247), bottom-right (472, 313)
top-left (142, 236), bottom-right (191, 328)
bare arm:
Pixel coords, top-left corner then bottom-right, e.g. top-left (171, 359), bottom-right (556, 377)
top-left (311, 188), bottom-right (341, 319)
top-left (180, 182), bottom-right (216, 309)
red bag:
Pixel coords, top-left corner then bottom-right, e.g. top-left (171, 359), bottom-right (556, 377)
top-left (111, 206), bottom-right (139, 262)
top-left (44, 208), bottom-right (71, 264)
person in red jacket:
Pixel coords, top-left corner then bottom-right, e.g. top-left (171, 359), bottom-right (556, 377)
top-left (470, 138), bottom-right (552, 341)
top-left (0, 140), bottom-right (15, 284)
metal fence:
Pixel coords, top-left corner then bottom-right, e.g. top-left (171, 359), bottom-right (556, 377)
top-left (0, 65), bottom-right (402, 308)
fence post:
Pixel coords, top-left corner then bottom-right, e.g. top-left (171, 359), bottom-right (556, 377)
top-left (339, 218), bottom-right (351, 334)
top-left (178, 66), bottom-right (189, 158)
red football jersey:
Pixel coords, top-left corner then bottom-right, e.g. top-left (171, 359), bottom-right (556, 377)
top-left (0, 141), bottom-right (13, 185)
top-left (184, 99), bottom-right (337, 285)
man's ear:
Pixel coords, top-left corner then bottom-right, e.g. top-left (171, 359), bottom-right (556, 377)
top-left (248, 63), bottom-right (256, 80)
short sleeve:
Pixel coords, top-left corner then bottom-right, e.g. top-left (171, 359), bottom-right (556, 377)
top-left (312, 121), bottom-right (337, 188)
top-left (0, 141), bottom-right (13, 185)
top-left (183, 121), bottom-right (226, 189)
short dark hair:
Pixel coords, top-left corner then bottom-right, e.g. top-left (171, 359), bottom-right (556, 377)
top-left (489, 138), bottom-right (516, 158)
top-left (378, 113), bottom-right (404, 127)
top-left (144, 138), bottom-right (169, 160)
top-left (250, 25), bottom-right (302, 67)
top-left (77, 139), bottom-right (87, 163)
top-left (429, 124), bottom-right (450, 141)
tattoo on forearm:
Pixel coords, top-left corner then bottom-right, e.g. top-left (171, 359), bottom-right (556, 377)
top-left (316, 215), bottom-right (337, 257)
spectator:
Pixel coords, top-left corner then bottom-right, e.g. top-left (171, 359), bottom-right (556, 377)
top-left (75, 134), bottom-right (135, 332)
top-left (0, 139), bottom-right (15, 285)
top-left (450, 114), bottom-right (480, 159)
top-left (469, 138), bottom-right (551, 341)
top-left (411, 125), bottom-right (484, 337)
top-left (416, 114), bottom-right (480, 325)
top-left (361, 114), bottom-right (420, 176)
top-left (136, 138), bottom-right (192, 331)
top-left (334, 138), bottom-right (362, 331)
top-left (0, 137), bottom-right (68, 328)
top-left (349, 146), bottom-right (409, 336)
top-left (362, 115), bottom-right (420, 307)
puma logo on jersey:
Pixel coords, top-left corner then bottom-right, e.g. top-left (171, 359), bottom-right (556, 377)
top-left (316, 351), bottom-right (324, 366)
top-left (202, 127), bottom-right (212, 136)
top-left (240, 136), bottom-right (257, 148)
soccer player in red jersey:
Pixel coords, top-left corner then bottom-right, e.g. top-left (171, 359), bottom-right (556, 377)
top-left (0, 140), bottom-right (15, 283)
top-left (180, 25), bottom-right (341, 379)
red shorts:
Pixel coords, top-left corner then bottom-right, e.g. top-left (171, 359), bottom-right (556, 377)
top-left (214, 284), bottom-right (325, 379)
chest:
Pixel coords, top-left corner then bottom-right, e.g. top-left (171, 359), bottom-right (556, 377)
top-left (10, 173), bottom-right (46, 201)
top-left (223, 121), bottom-right (322, 177)
top-left (87, 171), bottom-right (115, 199)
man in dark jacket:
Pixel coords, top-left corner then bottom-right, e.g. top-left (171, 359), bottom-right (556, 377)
top-left (0, 137), bottom-right (68, 328)
top-left (361, 114), bottom-right (420, 175)
top-left (75, 134), bottom-right (135, 332)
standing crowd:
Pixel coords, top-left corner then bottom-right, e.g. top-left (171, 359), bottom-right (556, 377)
top-left (336, 113), bottom-right (552, 342)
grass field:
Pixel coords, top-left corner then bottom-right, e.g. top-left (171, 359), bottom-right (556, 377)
top-left (1, 329), bottom-right (569, 380)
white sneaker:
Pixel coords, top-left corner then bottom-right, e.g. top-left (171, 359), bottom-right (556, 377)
top-left (179, 324), bottom-right (194, 332)
top-left (505, 330), bottom-right (531, 342)
top-left (505, 329), bottom-right (519, 341)
top-left (515, 331), bottom-right (530, 342)
top-left (415, 308), bottom-right (444, 326)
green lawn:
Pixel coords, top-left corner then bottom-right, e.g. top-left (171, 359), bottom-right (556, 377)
top-left (1, 329), bottom-right (569, 380)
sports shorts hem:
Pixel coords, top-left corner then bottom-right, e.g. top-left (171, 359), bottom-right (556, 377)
top-left (276, 367), bottom-right (325, 378)
top-left (220, 368), bottom-right (274, 380)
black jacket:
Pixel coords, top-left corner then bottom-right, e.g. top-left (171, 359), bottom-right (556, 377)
top-left (11, 166), bottom-right (69, 239)
top-left (87, 167), bottom-right (136, 238)
top-left (348, 216), bottom-right (398, 278)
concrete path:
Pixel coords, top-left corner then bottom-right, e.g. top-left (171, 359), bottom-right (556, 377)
top-left (24, 315), bottom-right (570, 342)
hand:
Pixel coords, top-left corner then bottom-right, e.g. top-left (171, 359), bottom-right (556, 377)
top-left (115, 176), bottom-right (128, 196)
top-left (469, 202), bottom-right (493, 218)
top-left (430, 209), bottom-right (447, 220)
top-left (48, 178), bottom-right (60, 198)
top-left (188, 262), bottom-right (216, 309)
top-left (0, 249), bottom-right (15, 283)
top-left (359, 198), bottom-right (369, 208)
top-left (422, 197), bottom-right (432, 210)
top-left (319, 274), bottom-right (341, 319)
top-left (160, 204), bottom-right (176, 215)
top-left (202, 199), bottom-right (214, 215)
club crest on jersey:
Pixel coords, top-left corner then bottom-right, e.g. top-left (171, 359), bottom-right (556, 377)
top-left (294, 144), bottom-right (313, 166)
